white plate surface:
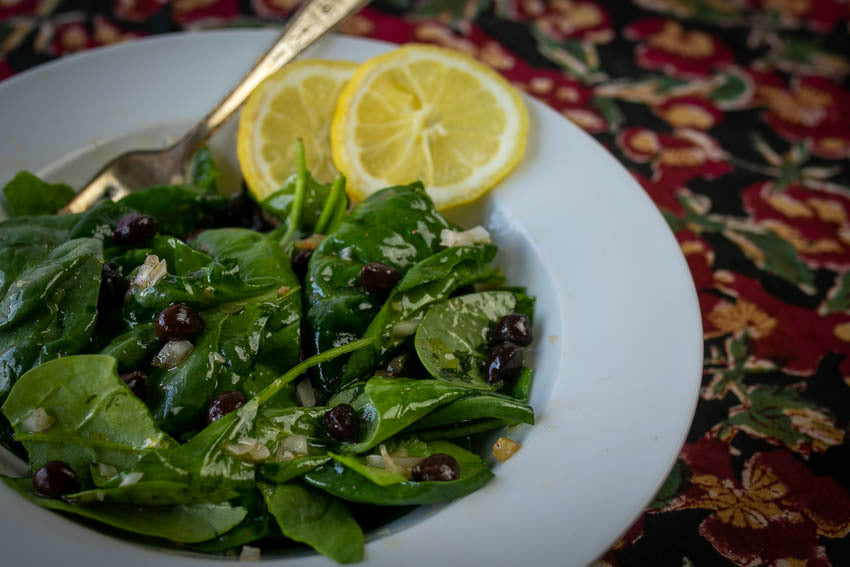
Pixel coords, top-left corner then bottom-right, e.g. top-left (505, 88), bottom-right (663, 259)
top-left (0, 31), bottom-right (702, 567)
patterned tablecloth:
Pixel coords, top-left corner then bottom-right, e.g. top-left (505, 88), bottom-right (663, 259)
top-left (2, 1), bottom-right (849, 565)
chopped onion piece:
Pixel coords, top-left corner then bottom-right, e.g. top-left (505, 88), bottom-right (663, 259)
top-left (97, 463), bottom-right (118, 479)
top-left (119, 472), bottom-right (144, 487)
top-left (278, 434), bottom-right (309, 456)
top-left (492, 437), bottom-right (522, 463)
top-left (440, 226), bottom-right (491, 247)
top-left (365, 454), bottom-right (422, 470)
top-left (224, 438), bottom-right (271, 463)
top-left (239, 545), bottom-right (261, 561)
top-left (391, 320), bottom-right (419, 338)
top-left (20, 407), bottom-right (55, 433)
top-left (380, 444), bottom-right (404, 475)
top-left (295, 379), bottom-right (317, 407)
top-left (133, 255), bottom-right (168, 290)
top-left (152, 340), bottom-right (194, 369)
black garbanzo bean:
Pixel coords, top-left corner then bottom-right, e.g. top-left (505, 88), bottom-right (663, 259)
top-left (485, 342), bottom-right (523, 385)
top-left (112, 212), bottom-right (158, 246)
top-left (360, 262), bottom-right (402, 296)
top-left (206, 390), bottom-right (246, 425)
top-left (411, 454), bottom-right (460, 482)
top-left (32, 461), bottom-right (81, 498)
top-left (492, 313), bottom-right (533, 347)
top-left (155, 303), bottom-right (206, 342)
top-left (323, 404), bottom-right (359, 443)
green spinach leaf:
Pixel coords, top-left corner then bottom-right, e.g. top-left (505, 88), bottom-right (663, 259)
top-left (3, 477), bottom-right (247, 543)
top-left (1, 355), bottom-right (173, 482)
top-left (343, 246), bottom-right (501, 382)
top-left (305, 183), bottom-right (454, 395)
top-left (304, 440), bottom-right (492, 505)
top-left (260, 481), bottom-right (364, 564)
top-left (413, 291), bottom-right (521, 388)
top-left (0, 238), bottom-right (103, 404)
top-left (2, 171), bottom-right (75, 216)
top-left (119, 185), bottom-right (226, 237)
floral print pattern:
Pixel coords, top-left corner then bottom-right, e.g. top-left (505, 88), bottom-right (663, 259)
top-left (2, 1), bottom-right (850, 565)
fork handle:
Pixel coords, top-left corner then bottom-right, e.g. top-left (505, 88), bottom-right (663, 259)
top-left (177, 0), bottom-right (370, 158)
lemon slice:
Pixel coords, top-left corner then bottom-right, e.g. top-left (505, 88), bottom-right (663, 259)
top-left (331, 45), bottom-right (528, 210)
top-left (238, 59), bottom-right (358, 200)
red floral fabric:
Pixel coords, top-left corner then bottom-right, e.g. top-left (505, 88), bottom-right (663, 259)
top-left (2, 1), bottom-right (849, 564)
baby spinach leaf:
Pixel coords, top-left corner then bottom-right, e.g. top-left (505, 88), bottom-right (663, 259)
top-left (99, 323), bottom-right (159, 370)
top-left (305, 183), bottom-right (454, 396)
top-left (413, 290), bottom-right (519, 388)
top-left (304, 440), bottom-right (492, 506)
top-left (1, 355), bottom-right (173, 482)
top-left (149, 312), bottom-right (226, 434)
top-left (150, 235), bottom-right (212, 275)
top-left (3, 477), bottom-right (247, 543)
top-left (259, 455), bottom-right (332, 484)
top-left (67, 200), bottom-right (128, 243)
top-left (260, 481), bottom-right (364, 564)
top-left (191, 146), bottom-right (221, 194)
top-left (343, 246), bottom-right (501, 382)
top-left (189, 490), bottom-right (273, 552)
top-left (261, 170), bottom-right (333, 236)
top-left (0, 237), bottom-right (103, 404)
top-left (119, 185), bottom-right (226, 237)
top-left (345, 377), bottom-right (471, 454)
top-left (407, 389), bottom-right (534, 432)
top-left (72, 339), bottom-right (372, 507)
top-left (2, 171), bottom-right (75, 216)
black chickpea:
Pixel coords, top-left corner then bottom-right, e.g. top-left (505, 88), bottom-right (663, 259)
top-left (112, 212), bottom-right (158, 246)
top-left (155, 303), bottom-right (206, 342)
top-left (360, 262), bottom-right (402, 296)
top-left (323, 404), bottom-right (359, 443)
top-left (206, 390), bottom-right (246, 425)
top-left (485, 341), bottom-right (523, 385)
top-left (493, 313), bottom-right (533, 346)
top-left (32, 461), bottom-right (81, 498)
top-left (411, 454), bottom-right (460, 482)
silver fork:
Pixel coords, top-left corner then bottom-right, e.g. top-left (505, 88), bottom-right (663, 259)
top-left (60, 0), bottom-right (369, 214)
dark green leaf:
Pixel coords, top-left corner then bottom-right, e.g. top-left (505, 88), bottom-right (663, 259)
top-left (304, 440), bottom-right (492, 505)
top-left (119, 185), bottom-right (226, 237)
top-left (260, 481), bottom-right (364, 564)
top-left (1, 355), bottom-right (172, 482)
top-left (305, 182), bottom-right (454, 395)
top-left (2, 171), bottom-right (75, 216)
top-left (191, 147), bottom-right (221, 194)
top-left (343, 246), bottom-right (502, 382)
top-left (413, 291), bottom-right (519, 388)
top-left (0, 237), bottom-right (103, 403)
top-left (3, 477), bottom-right (247, 543)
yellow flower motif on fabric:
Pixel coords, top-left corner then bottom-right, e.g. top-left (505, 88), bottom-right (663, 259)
top-left (808, 198), bottom-right (846, 224)
top-left (690, 470), bottom-right (790, 529)
top-left (766, 193), bottom-right (813, 218)
top-left (708, 300), bottom-right (777, 339)
top-left (648, 21), bottom-right (715, 59)
top-left (763, 220), bottom-right (843, 255)
top-left (784, 408), bottom-right (845, 452)
top-left (660, 103), bottom-right (715, 129)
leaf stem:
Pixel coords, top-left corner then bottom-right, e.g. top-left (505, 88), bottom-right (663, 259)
top-left (280, 139), bottom-right (308, 246)
top-left (256, 338), bottom-right (372, 406)
top-left (314, 174), bottom-right (345, 235)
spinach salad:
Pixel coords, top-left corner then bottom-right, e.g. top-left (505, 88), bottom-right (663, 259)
top-left (0, 143), bottom-right (536, 562)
